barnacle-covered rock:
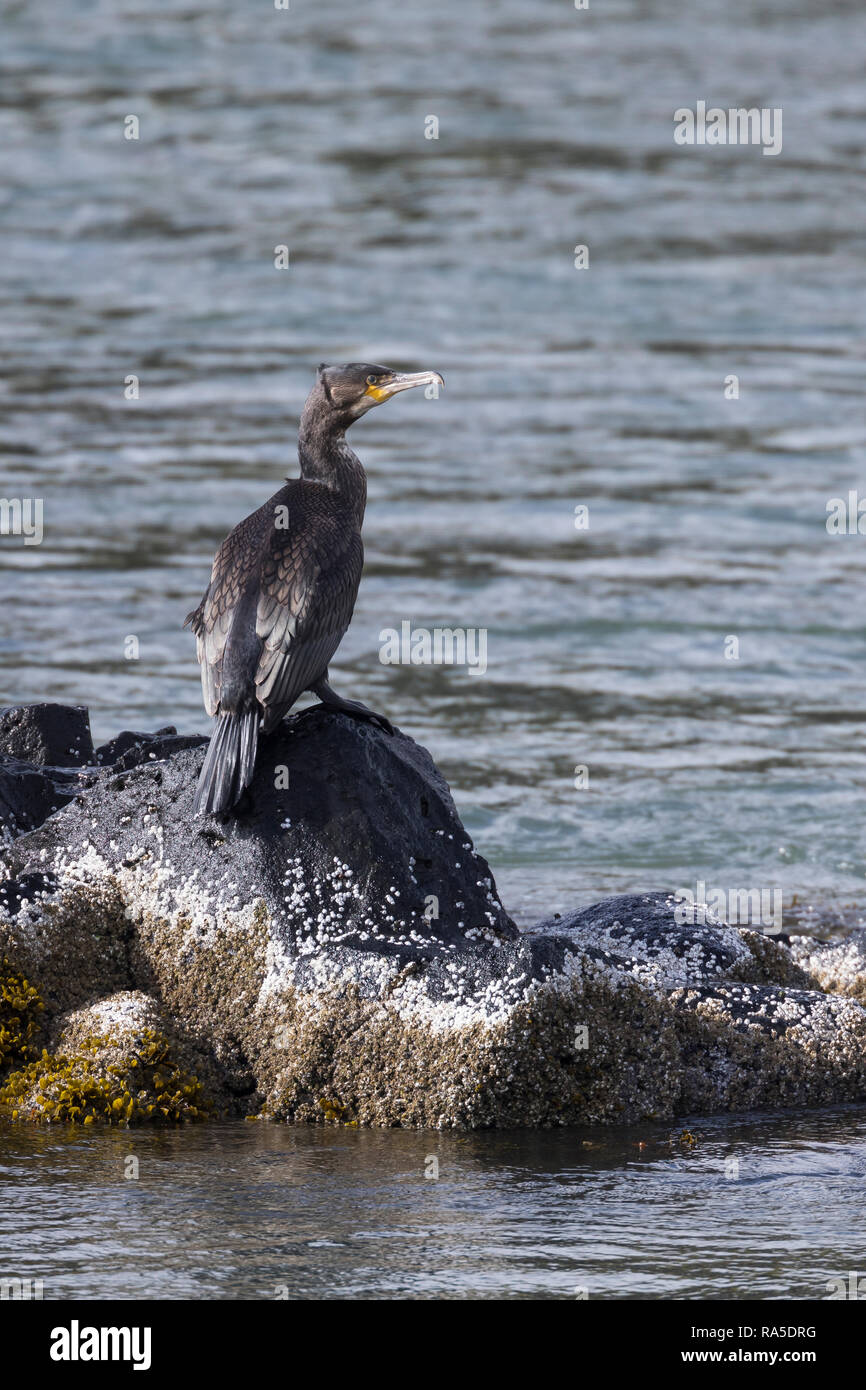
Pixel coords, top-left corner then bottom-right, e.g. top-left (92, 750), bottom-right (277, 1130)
top-left (529, 895), bottom-right (866, 1114)
top-left (788, 931), bottom-right (866, 1006)
top-left (1, 703), bottom-right (866, 1128)
top-left (533, 893), bottom-right (814, 990)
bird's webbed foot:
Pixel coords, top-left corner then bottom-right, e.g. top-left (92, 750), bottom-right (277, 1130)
top-left (312, 678), bottom-right (394, 735)
top-left (338, 699), bottom-right (395, 735)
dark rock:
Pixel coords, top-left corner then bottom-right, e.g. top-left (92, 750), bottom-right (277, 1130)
top-left (532, 892), bottom-right (813, 989)
top-left (7, 705), bottom-right (516, 959)
top-left (0, 703), bottom-right (93, 768)
top-left (0, 703), bottom-right (98, 841)
top-left (0, 755), bottom-right (84, 841)
top-left (534, 891), bottom-right (748, 979)
top-left (95, 727), bottom-right (206, 771)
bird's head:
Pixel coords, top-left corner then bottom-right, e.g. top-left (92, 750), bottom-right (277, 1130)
top-left (311, 362), bottom-right (445, 428)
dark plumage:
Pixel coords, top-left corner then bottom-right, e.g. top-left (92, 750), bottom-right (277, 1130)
top-left (185, 361), bottom-right (444, 815)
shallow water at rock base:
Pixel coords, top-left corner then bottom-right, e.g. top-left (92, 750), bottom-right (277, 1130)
top-left (2, 1109), bottom-right (865, 1300)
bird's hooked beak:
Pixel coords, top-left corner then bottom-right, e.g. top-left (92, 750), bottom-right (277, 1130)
top-left (365, 369), bottom-right (445, 403)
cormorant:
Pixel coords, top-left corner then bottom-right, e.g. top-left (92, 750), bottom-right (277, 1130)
top-left (185, 361), bottom-right (444, 816)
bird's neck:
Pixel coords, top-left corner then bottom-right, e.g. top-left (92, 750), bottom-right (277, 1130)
top-left (297, 419), bottom-right (367, 525)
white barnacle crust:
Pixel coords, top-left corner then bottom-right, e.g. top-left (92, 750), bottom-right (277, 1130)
top-left (3, 720), bottom-right (866, 1128)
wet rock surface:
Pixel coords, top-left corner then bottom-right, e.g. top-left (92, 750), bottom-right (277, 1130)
top-left (1, 703), bottom-right (865, 1128)
top-left (0, 703), bottom-right (94, 768)
top-left (0, 758), bottom-right (80, 843)
top-left (0, 703), bottom-right (97, 843)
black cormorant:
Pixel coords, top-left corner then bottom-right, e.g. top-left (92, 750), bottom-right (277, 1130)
top-left (185, 361), bottom-right (444, 816)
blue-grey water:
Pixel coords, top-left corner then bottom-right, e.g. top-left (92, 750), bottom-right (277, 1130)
top-left (1, 1111), bottom-right (865, 1300)
top-left (2, 0), bottom-right (866, 1299)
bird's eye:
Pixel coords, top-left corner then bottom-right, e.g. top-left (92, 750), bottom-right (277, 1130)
top-left (366, 375), bottom-right (378, 385)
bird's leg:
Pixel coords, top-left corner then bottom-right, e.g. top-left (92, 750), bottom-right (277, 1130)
top-left (311, 677), bottom-right (394, 735)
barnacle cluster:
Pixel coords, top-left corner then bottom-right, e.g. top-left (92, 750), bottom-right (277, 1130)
top-left (0, 959), bottom-right (44, 1067)
top-left (0, 1026), bottom-right (209, 1126)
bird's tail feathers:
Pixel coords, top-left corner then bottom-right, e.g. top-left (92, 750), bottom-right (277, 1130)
top-left (193, 708), bottom-right (260, 816)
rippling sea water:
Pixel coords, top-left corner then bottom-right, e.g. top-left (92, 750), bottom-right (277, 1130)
top-left (2, 0), bottom-right (866, 1300)
top-left (2, 1112), bottom-right (866, 1300)
top-left (2, 0), bottom-right (866, 925)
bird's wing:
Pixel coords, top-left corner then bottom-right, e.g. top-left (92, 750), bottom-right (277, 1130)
top-left (184, 507), bottom-right (271, 718)
top-left (254, 499), bottom-right (363, 730)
